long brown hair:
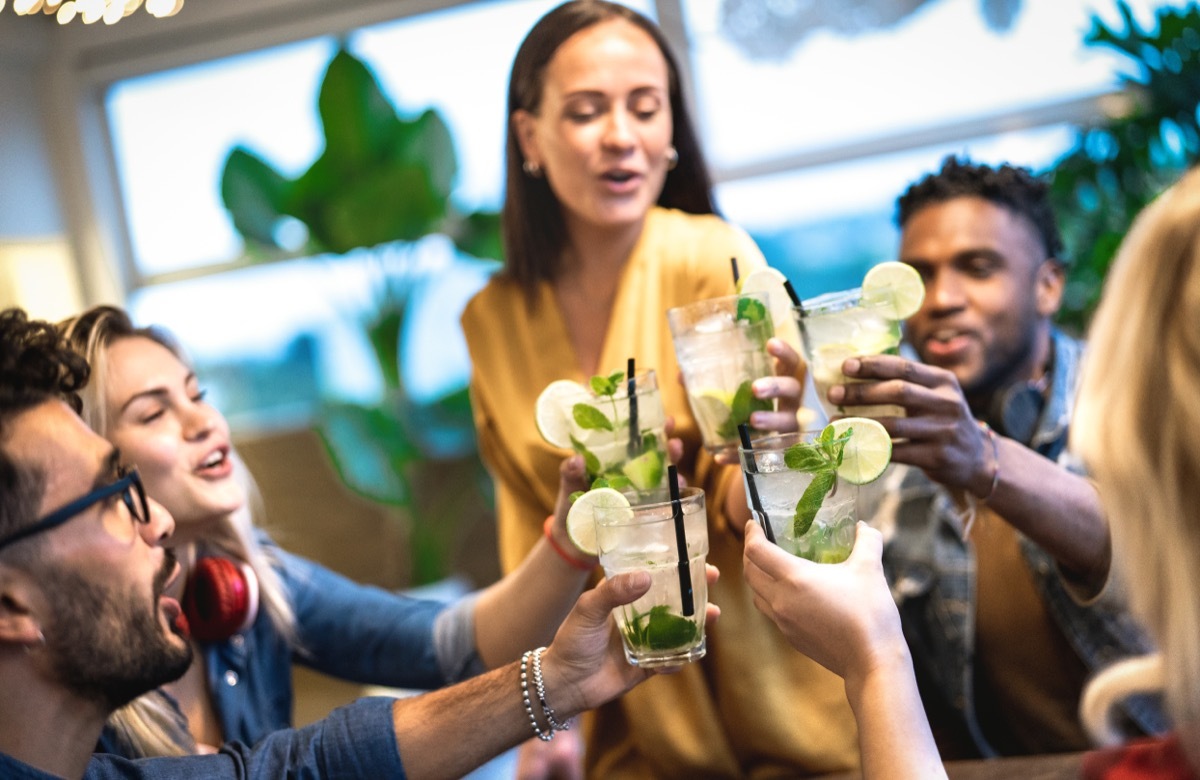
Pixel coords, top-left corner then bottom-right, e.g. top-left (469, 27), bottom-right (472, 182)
top-left (502, 0), bottom-right (716, 299)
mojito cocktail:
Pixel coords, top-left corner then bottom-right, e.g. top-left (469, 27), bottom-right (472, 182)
top-left (536, 370), bottom-right (668, 496)
top-left (668, 292), bottom-right (775, 452)
top-left (799, 289), bottom-right (903, 420)
top-left (594, 487), bottom-right (708, 668)
top-left (797, 262), bottom-right (925, 421)
top-left (738, 430), bottom-right (859, 563)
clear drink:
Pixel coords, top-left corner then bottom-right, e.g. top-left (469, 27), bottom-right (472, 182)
top-left (797, 288), bottom-right (903, 420)
top-left (668, 292), bottom-right (775, 452)
top-left (558, 371), bottom-right (669, 495)
top-left (594, 487), bottom-right (708, 667)
top-left (738, 432), bottom-right (858, 563)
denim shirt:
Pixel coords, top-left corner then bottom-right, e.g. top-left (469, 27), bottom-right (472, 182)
top-left (880, 329), bottom-right (1167, 757)
top-left (99, 531), bottom-right (484, 756)
top-left (2, 697), bottom-right (406, 779)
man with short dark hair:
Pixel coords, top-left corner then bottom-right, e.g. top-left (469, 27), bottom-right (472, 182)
top-left (828, 157), bottom-right (1164, 757)
top-left (0, 308), bottom-right (706, 779)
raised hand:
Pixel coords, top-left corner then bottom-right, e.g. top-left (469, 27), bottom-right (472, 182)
top-left (830, 354), bottom-right (995, 498)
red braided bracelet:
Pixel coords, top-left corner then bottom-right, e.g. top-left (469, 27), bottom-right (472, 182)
top-left (543, 515), bottom-right (593, 571)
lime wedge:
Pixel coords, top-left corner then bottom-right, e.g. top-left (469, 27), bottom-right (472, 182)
top-left (622, 448), bottom-right (665, 492)
top-left (535, 379), bottom-right (588, 449)
top-left (862, 261), bottom-right (925, 320)
top-left (691, 389), bottom-right (734, 430)
top-left (566, 487), bottom-right (630, 556)
top-left (828, 416), bottom-right (892, 485)
top-left (738, 266), bottom-right (803, 351)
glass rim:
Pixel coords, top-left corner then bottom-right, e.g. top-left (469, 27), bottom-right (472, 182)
top-left (797, 287), bottom-right (893, 318)
top-left (666, 290), bottom-right (770, 321)
top-left (559, 369), bottom-right (660, 402)
top-left (737, 430), bottom-right (831, 453)
top-left (594, 485), bottom-right (705, 527)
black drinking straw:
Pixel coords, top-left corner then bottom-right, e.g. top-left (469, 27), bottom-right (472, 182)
top-left (667, 465), bottom-right (695, 617)
top-left (784, 278), bottom-right (810, 349)
top-left (738, 424), bottom-right (775, 544)
top-left (783, 279), bottom-right (803, 313)
top-left (626, 357), bottom-right (639, 457)
top-left (730, 257), bottom-right (740, 286)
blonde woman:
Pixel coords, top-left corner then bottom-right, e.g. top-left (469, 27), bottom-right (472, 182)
top-left (1070, 164), bottom-right (1200, 778)
top-left (59, 304), bottom-right (605, 757)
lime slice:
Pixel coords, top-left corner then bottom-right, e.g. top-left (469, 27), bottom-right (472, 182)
top-left (862, 261), bottom-right (925, 320)
top-left (691, 389), bottom-right (734, 430)
top-left (622, 448), bottom-right (665, 492)
top-left (738, 267), bottom-right (803, 351)
top-left (828, 416), bottom-right (892, 485)
top-left (535, 379), bottom-right (588, 449)
top-left (565, 487), bottom-right (630, 556)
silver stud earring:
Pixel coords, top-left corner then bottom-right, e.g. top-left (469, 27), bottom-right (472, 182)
top-left (665, 146), bottom-right (679, 171)
top-left (522, 160), bottom-right (542, 177)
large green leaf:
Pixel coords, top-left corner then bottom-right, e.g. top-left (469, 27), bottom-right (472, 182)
top-left (448, 209), bottom-right (504, 262)
top-left (389, 109), bottom-right (457, 202)
top-left (321, 165), bottom-right (444, 251)
top-left (315, 401), bottom-right (419, 506)
top-left (219, 147), bottom-right (290, 249)
top-left (317, 48), bottom-right (405, 175)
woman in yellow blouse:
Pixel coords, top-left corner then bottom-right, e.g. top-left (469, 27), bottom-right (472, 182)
top-left (462, 2), bottom-right (859, 777)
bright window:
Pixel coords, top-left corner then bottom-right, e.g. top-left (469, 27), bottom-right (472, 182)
top-left (102, 0), bottom-right (1166, 426)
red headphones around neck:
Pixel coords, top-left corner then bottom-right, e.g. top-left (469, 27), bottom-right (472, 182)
top-left (181, 557), bottom-right (260, 643)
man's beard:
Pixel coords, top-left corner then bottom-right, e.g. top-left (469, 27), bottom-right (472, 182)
top-left (960, 316), bottom-right (1044, 414)
top-left (41, 551), bottom-right (192, 711)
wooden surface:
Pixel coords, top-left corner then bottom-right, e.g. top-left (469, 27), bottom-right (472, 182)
top-left (818, 751), bottom-right (1083, 780)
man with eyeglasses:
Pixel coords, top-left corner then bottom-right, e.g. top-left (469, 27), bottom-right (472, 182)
top-left (0, 308), bottom-right (713, 779)
top-left (821, 157), bottom-right (1164, 758)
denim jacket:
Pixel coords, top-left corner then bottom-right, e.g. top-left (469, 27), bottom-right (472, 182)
top-left (879, 329), bottom-right (1167, 757)
top-left (100, 530), bottom-right (483, 756)
top-left (0, 698), bottom-right (406, 779)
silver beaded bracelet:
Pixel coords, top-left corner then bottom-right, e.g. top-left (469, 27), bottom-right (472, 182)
top-left (520, 649), bottom-right (553, 741)
top-left (531, 646), bottom-right (571, 733)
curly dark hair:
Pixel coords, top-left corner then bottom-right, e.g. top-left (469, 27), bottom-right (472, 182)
top-left (0, 307), bottom-right (92, 544)
top-left (896, 155), bottom-right (1064, 262)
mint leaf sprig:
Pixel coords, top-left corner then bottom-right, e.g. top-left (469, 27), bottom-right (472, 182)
top-left (715, 379), bottom-right (773, 440)
top-left (783, 425), bottom-right (853, 538)
top-left (620, 604), bottom-right (700, 651)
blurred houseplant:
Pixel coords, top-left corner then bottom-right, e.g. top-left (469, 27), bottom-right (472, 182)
top-left (219, 47), bottom-right (501, 584)
top-left (1047, 0), bottom-right (1200, 332)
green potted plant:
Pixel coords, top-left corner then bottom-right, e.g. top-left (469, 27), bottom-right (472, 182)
top-left (1047, 0), bottom-right (1200, 332)
top-left (219, 47), bottom-right (501, 584)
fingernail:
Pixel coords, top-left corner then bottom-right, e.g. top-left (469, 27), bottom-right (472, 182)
top-left (828, 386), bottom-right (845, 403)
top-left (751, 379), bottom-right (770, 396)
top-left (843, 358), bottom-right (861, 375)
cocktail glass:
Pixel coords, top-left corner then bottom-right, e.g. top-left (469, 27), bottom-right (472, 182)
top-left (668, 292), bottom-right (775, 452)
top-left (557, 370), bottom-right (669, 495)
top-left (594, 487), bottom-right (708, 667)
top-left (797, 288), bottom-right (904, 420)
top-left (738, 432), bottom-right (857, 563)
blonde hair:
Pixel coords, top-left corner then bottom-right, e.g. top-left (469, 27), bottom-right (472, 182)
top-left (1072, 165), bottom-right (1200, 742)
top-left (59, 305), bottom-right (298, 756)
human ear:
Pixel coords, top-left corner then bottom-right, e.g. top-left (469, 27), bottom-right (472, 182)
top-left (1036, 258), bottom-right (1066, 318)
top-left (0, 572), bottom-right (46, 648)
top-left (512, 110), bottom-right (542, 171)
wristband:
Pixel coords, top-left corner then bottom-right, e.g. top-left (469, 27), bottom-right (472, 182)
top-left (543, 515), bottom-right (593, 571)
top-left (977, 421), bottom-right (1001, 504)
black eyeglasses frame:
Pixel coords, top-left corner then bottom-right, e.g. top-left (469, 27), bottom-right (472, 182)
top-left (0, 467), bottom-right (150, 553)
